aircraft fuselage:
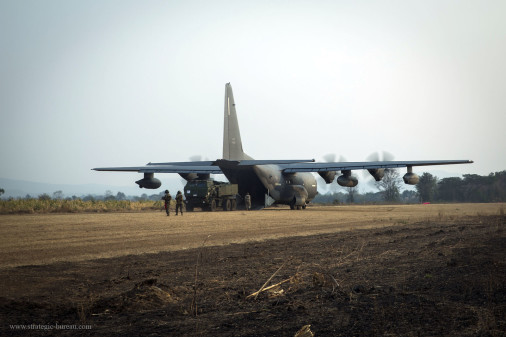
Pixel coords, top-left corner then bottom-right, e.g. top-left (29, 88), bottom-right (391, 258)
top-left (220, 164), bottom-right (317, 208)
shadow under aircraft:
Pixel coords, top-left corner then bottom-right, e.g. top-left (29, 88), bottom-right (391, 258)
top-left (93, 83), bottom-right (472, 210)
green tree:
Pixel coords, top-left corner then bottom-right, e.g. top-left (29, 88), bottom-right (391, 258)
top-left (134, 193), bottom-right (148, 202)
top-left (401, 190), bottom-right (418, 203)
top-left (0, 188), bottom-right (4, 197)
top-left (490, 171), bottom-right (506, 201)
top-left (416, 172), bottom-right (438, 203)
top-left (437, 177), bottom-right (463, 202)
top-left (149, 193), bottom-right (163, 201)
top-left (460, 172), bottom-right (506, 202)
top-left (104, 190), bottom-right (116, 201)
top-left (83, 194), bottom-right (95, 202)
top-left (376, 169), bottom-right (402, 202)
top-left (53, 190), bottom-right (64, 200)
top-left (38, 193), bottom-right (51, 201)
top-left (346, 186), bottom-right (357, 203)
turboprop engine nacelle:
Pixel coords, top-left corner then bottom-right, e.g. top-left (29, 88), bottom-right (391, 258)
top-left (367, 168), bottom-right (385, 181)
top-left (337, 170), bottom-right (358, 187)
top-left (402, 166), bottom-right (419, 185)
top-left (135, 173), bottom-right (162, 189)
top-left (318, 171), bottom-right (336, 184)
top-left (403, 172), bottom-right (419, 185)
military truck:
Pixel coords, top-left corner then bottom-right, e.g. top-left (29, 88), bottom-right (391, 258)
top-left (184, 180), bottom-right (239, 211)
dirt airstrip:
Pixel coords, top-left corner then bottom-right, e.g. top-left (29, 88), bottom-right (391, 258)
top-left (0, 203), bottom-right (505, 336)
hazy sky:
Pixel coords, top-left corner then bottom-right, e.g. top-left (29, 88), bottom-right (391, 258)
top-left (1, 0), bottom-right (505, 192)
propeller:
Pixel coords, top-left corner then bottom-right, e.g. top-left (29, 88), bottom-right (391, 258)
top-left (366, 150), bottom-right (395, 162)
top-left (180, 155), bottom-right (210, 184)
top-left (189, 155), bottom-right (203, 162)
top-left (364, 151), bottom-right (396, 185)
top-left (317, 154), bottom-right (347, 194)
top-left (322, 153), bottom-right (349, 163)
top-left (323, 153), bottom-right (336, 163)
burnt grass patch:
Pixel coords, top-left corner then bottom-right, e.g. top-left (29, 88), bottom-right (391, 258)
top-left (1, 215), bottom-right (505, 336)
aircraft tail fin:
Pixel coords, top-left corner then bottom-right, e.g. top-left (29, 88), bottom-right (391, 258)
top-left (223, 83), bottom-right (252, 160)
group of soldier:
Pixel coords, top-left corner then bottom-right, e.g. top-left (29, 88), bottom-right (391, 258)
top-left (161, 190), bottom-right (252, 216)
top-left (161, 190), bottom-right (184, 216)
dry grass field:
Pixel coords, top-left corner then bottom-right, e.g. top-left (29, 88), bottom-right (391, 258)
top-left (0, 203), bottom-right (504, 336)
top-left (0, 203), bottom-right (502, 268)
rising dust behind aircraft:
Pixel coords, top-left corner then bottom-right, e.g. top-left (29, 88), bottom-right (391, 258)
top-left (93, 83), bottom-right (472, 209)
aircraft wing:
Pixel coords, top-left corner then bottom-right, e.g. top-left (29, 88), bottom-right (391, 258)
top-left (92, 159), bottom-right (318, 174)
top-left (92, 164), bottom-right (223, 174)
top-left (94, 159), bottom-right (473, 174)
top-left (281, 159), bottom-right (474, 173)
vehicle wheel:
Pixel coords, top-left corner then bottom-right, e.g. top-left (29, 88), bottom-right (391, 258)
top-left (302, 204), bottom-right (306, 210)
top-left (186, 204), bottom-right (194, 212)
top-left (296, 205), bottom-right (302, 210)
top-left (224, 199), bottom-right (231, 211)
top-left (290, 198), bottom-right (296, 210)
top-left (231, 199), bottom-right (237, 211)
top-left (210, 200), bottom-right (216, 212)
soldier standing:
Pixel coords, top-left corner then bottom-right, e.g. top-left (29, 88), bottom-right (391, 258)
top-left (161, 190), bottom-right (172, 216)
top-left (244, 192), bottom-right (251, 211)
top-left (175, 190), bottom-right (184, 216)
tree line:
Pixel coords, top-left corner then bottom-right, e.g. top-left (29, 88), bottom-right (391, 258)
top-left (1, 170), bottom-right (505, 205)
top-left (417, 171), bottom-right (506, 203)
top-left (0, 189), bottom-right (166, 202)
top-left (314, 170), bottom-right (506, 204)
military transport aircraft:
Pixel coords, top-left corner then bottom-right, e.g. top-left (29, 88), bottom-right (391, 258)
top-left (93, 83), bottom-right (472, 210)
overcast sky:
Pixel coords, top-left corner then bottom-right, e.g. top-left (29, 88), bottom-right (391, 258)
top-left (1, 0), bottom-right (505, 193)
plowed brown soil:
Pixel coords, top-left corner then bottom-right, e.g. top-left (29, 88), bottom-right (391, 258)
top-left (0, 204), bottom-right (505, 336)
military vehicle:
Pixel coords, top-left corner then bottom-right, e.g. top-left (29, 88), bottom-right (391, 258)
top-left (184, 180), bottom-right (239, 211)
